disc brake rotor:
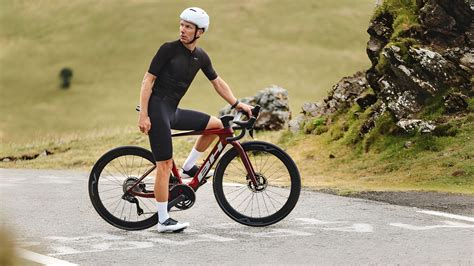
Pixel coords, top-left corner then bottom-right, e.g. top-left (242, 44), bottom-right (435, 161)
top-left (247, 173), bottom-right (267, 192)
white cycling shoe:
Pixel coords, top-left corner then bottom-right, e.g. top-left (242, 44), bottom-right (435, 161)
top-left (157, 218), bottom-right (189, 233)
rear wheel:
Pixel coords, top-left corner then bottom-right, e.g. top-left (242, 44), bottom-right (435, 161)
top-left (213, 141), bottom-right (301, 227)
top-left (88, 146), bottom-right (158, 230)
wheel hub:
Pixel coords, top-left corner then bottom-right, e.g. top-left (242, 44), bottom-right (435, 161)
top-left (247, 173), bottom-right (267, 192)
top-left (122, 177), bottom-right (146, 194)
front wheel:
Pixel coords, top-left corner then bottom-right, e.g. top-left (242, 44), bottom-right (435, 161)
top-left (213, 141), bottom-right (301, 227)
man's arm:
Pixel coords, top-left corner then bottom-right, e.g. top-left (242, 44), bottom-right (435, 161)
top-left (138, 72), bottom-right (156, 134)
top-left (210, 76), bottom-right (253, 116)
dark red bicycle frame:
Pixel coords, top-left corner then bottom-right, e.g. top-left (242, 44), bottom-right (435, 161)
top-left (125, 126), bottom-right (257, 198)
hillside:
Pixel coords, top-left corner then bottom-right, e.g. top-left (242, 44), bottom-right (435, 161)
top-left (1, 0), bottom-right (472, 195)
top-left (0, 0), bottom-right (374, 144)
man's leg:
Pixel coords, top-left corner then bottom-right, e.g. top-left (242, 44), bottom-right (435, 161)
top-left (155, 159), bottom-right (172, 222)
top-left (155, 159), bottom-right (189, 232)
top-left (182, 116), bottom-right (223, 172)
top-left (196, 116), bottom-right (223, 151)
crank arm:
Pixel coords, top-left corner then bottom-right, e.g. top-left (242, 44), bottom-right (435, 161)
top-left (167, 194), bottom-right (186, 211)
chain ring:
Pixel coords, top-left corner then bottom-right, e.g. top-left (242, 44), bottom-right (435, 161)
top-left (169, 184), bottom-right (196, 210)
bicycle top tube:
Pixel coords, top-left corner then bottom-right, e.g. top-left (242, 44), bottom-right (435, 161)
top-left (135, 104), bottom-right (260, 142)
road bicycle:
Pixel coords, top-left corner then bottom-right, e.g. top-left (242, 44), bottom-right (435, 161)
top-left (88, 106), bottom-right (301, 230)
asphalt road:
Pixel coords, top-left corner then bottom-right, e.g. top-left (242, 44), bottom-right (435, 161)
top-left (1, 168), bottom-right (473, 265)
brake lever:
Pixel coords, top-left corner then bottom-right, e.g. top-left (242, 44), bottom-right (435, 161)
top-left (249, 128), bottom-right (254, 138)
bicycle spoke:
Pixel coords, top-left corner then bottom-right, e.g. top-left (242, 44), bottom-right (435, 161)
top-left (266, 172), bottom-right (289, 183)
top-left (255, 191), bottom-right (261, 217)
top-left (137, 157), bottom-right (146, 181)
top-left (265, 188), bottom-right (288, 200)
top-left (259, 153), bottom-right (273, 176)
top-left (130, 155), bottom-right (135, 178)
top-left (263, 190), bottom-right (283, 207)
top-left (227, 186), bottom-right (249, 202)
top-left (102, 168), bottom-right (123, 185)
top-left (111, 157), bottom-right (127, 179)
top-left (111, 197), bottom-right (124, 216)
top-left (116, 156), bottom-right (130, 179)
top-left (224, 184), bottom-right (247, 196)
top-left (224, 168), bottom-right (245, 179)
top-left (260, 192), bottom-right (270, 217)
top-left (137, 197), bottom-right (155, 218)
top-left (109, 160), bottom-right (128, 180)
top-left (99, 186), bottom-right (121, 194)
top-left (246, 193), bottom-right (254, 216)
top-left (264, 164), bottom-right (286, 181)
top-left (236, 191), bottom-right (252, 211)
top-left (119, 199), bottom-right (127, 220)
top-left (231, 158), bottom-right (246, 173)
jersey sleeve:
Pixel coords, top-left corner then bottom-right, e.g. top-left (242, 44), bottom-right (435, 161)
top-left (200, 50), bottom-right (218, 81)
top-left (148, 42), bottom-right (173, 76)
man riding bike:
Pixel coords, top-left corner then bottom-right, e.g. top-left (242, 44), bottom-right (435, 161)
top-left (137, 7), bottom-right (253, 233)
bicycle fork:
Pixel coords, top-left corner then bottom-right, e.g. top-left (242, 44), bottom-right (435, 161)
top-left (229, 141), bottom-right (259, 188)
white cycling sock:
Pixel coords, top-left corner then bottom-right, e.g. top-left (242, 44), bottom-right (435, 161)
top-left (182, 148), bottom-right (203, 171)
top-left (156, 201), bottom-right (169, 223)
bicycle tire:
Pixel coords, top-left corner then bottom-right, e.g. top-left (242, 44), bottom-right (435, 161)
top-left (213, 141), bottom-right (301, 227)
top-left (88, 146), bottom-right (158, 230)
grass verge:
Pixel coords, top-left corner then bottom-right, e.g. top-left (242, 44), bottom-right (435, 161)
top-left (1, 125), bottom-right (472, 195)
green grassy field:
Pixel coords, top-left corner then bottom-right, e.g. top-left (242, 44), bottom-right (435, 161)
top-left (0, 0), bottom-right (374, 145)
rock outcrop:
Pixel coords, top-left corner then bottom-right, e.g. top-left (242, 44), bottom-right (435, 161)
top-left (290, 0), bottom-right (473, 136)
top-left (220, 85), bottom-right (291, 130)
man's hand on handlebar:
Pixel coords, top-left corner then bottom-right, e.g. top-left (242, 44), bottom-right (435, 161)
top-left (236, 102), bottom-right (254, 118)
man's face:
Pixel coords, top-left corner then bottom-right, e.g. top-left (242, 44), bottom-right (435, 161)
top-left (179, 20), bottom-right (202, 43)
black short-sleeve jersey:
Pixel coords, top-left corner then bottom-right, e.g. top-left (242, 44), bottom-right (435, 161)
top-left (147, 40), bottom-right (218, 102)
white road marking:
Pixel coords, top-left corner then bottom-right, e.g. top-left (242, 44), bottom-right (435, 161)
top-left (236, 229), bottom-right (313, 237)
top-left (322, 223), bottom-right (373, 233)
top-left (390, 221), bottom-right (474, 230)
top-left (16, 248), bottom-right (77, 265)
top-left (149, 234), bottom-right (234, 245)
top-left (209, 222), bottom-right (245, 229)
top-left (417, 210), bottom-right (474, 223)
top-left (46, 233), bottom-right (124, 242)
top-left (295, 218), bottom-right (345, 225)
top-left (296, 218), bottom-right (373, 232)
top-left (90, 241), bottom-right (154, 253)
top-left (49, 241), bottom-right (155, 256)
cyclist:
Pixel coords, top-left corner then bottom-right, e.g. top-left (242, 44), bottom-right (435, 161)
top-left (137, 7), bottom-right (253, 233)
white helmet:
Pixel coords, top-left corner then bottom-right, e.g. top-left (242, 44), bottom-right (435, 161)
top-left (180, 7), bottom-right (210, 32)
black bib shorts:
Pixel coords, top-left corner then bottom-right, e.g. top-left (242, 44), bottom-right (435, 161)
top-left (148, 94), bottom-right (210, 161)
